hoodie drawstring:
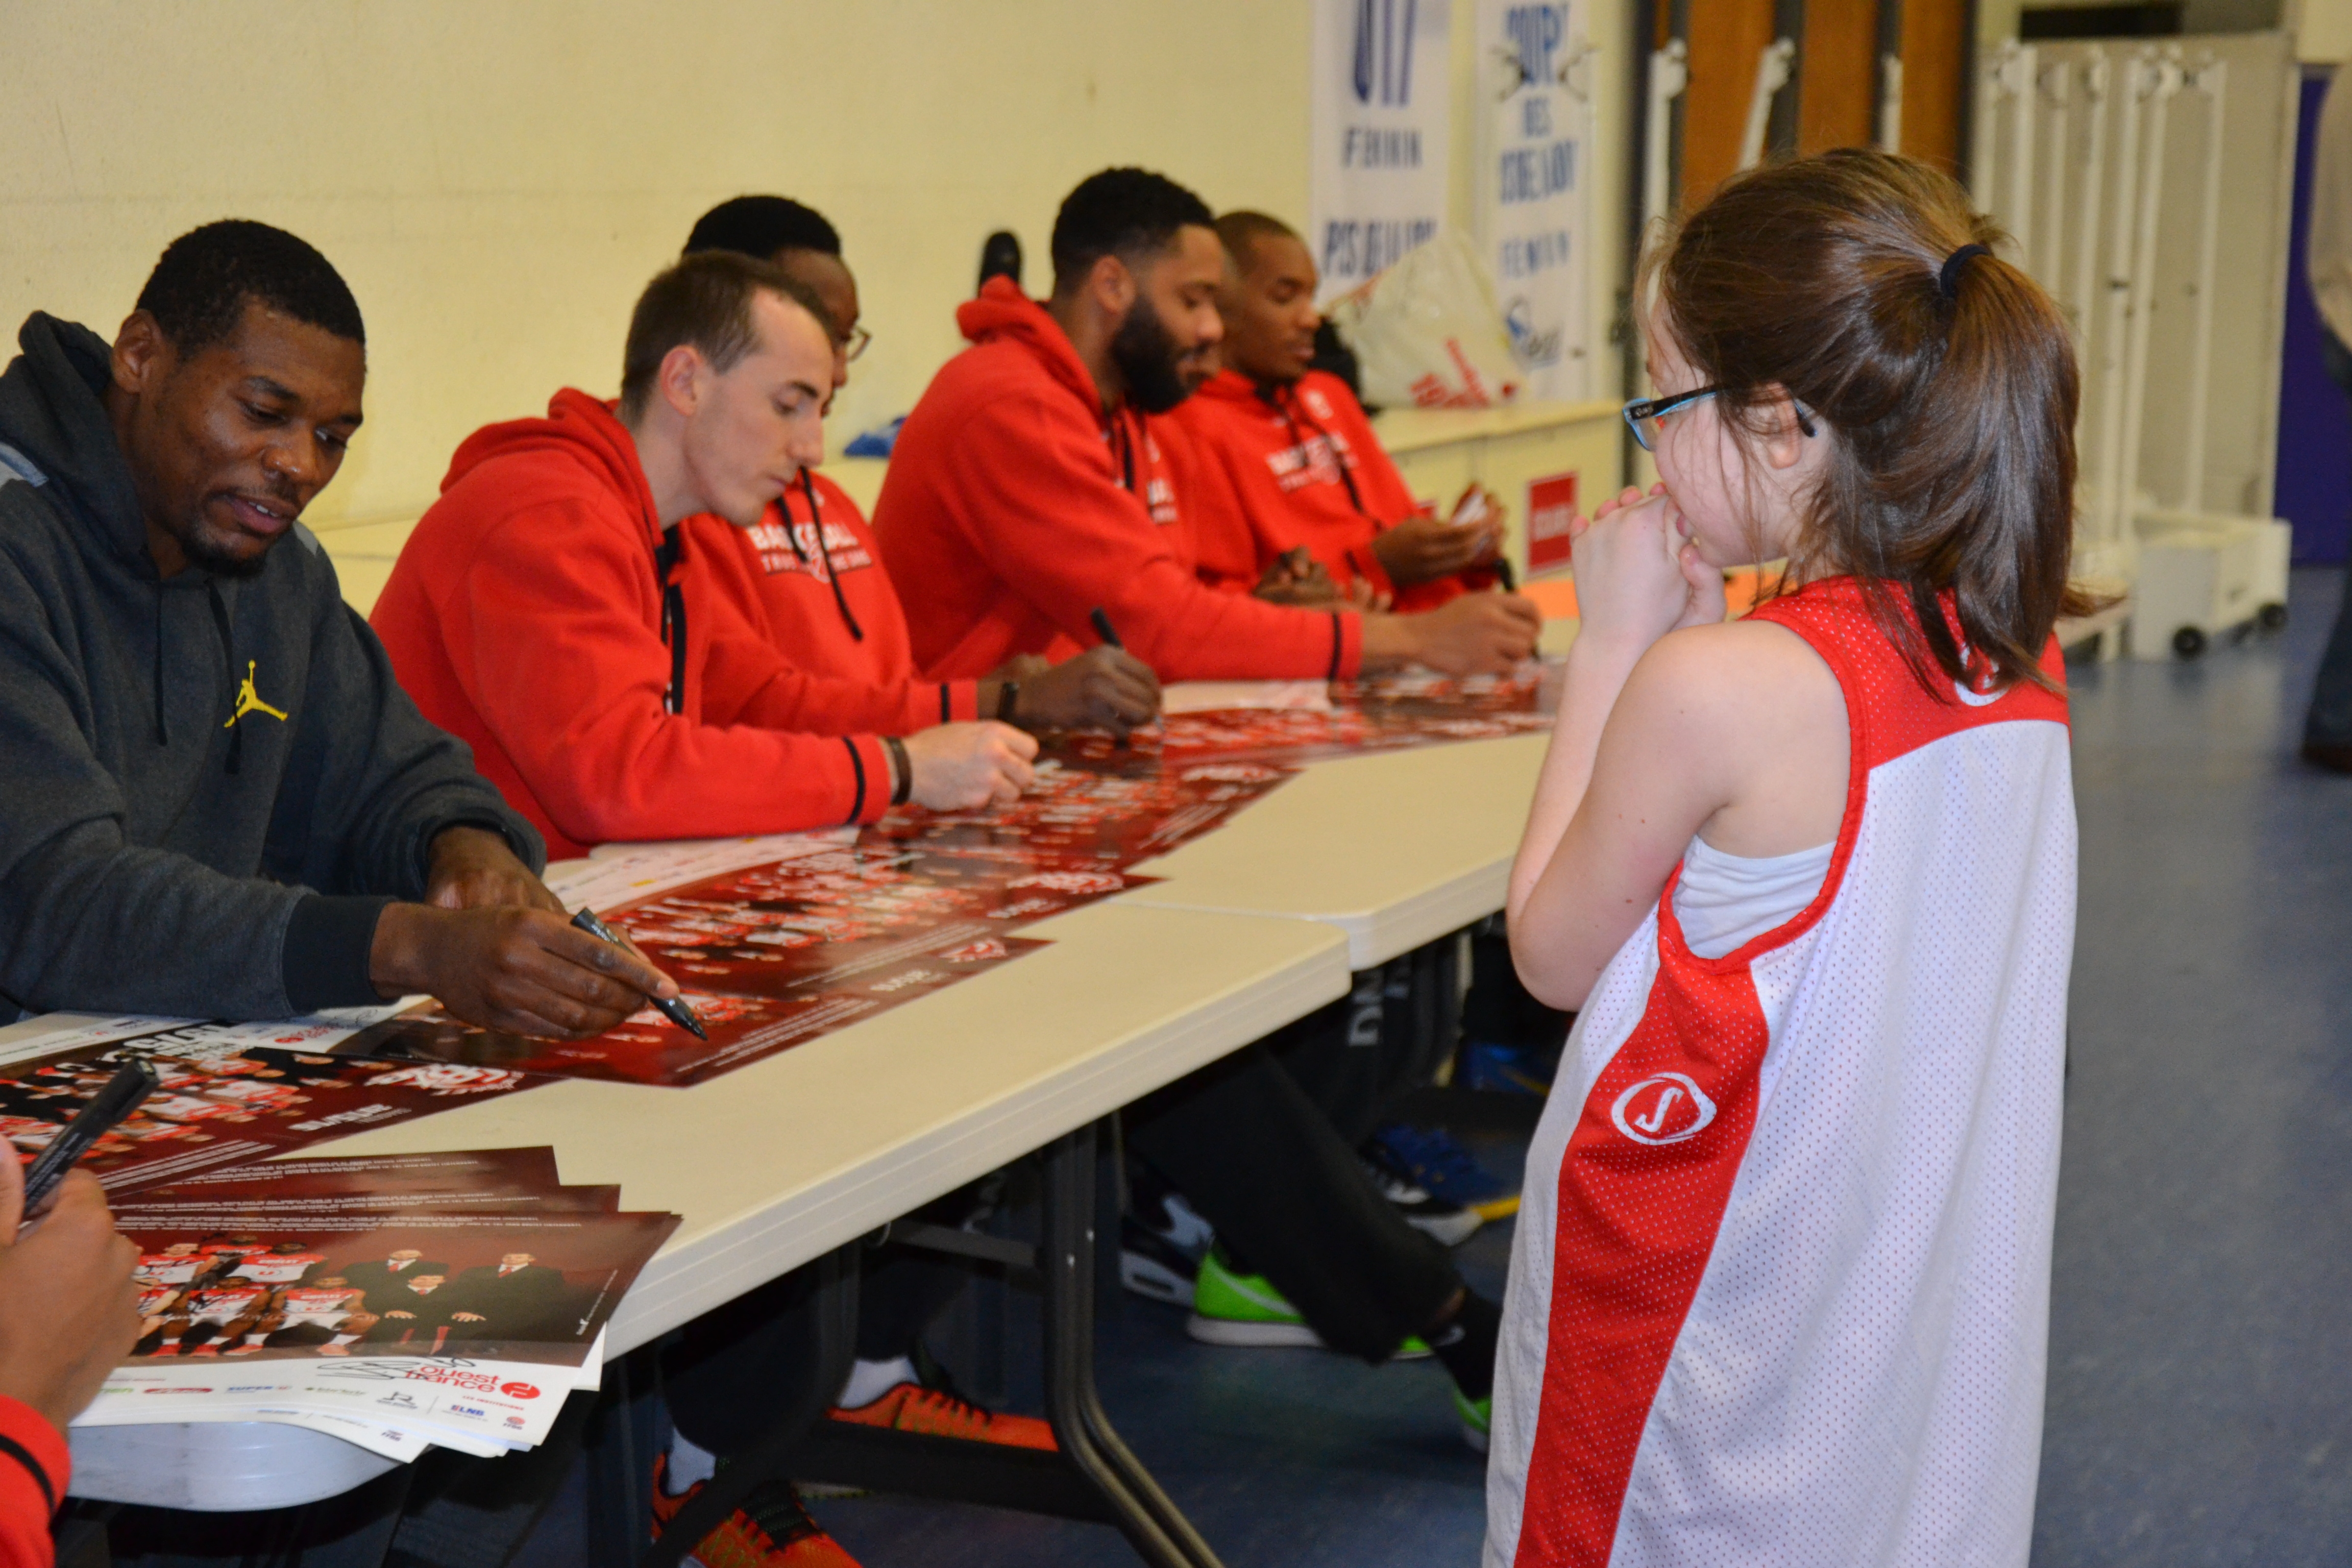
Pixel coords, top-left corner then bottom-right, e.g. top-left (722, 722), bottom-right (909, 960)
top-left (653, 527), bottom-right (688, 715)
top-left (152, 586), bottom-right (168, 746)
top-left (789, 472), bottom-right (864, 644)
top-left (205, 581), bottom-right (242, 775)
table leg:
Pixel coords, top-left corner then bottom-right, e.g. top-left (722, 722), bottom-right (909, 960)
top-left (1039, 1120), bottom-right (1226, 1568)
top-left (632, 1243), bottom-right (861, 1568)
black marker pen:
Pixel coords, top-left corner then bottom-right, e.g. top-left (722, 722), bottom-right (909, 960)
top-left (21, 1058), bottom-right (158, 1218)
top-left (570, 909), bottom-right (707, 1039)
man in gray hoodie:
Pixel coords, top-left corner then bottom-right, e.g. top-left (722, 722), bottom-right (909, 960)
top-left (0, 219), bottom-right (676, 1038)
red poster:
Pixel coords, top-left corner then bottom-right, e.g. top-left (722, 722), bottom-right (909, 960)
top-left (1525, 470), bottom-right (1579, 576)
top-left (0, 1030), bottom-right (544, 1193)
top-left (330, 933), bottom-right (1048, 1088)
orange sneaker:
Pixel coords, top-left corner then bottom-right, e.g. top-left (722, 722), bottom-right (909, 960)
top-left (825, 1382), bottom-right (1056, 1451)
top-left (649, 1456), bottom-right (861, 1568)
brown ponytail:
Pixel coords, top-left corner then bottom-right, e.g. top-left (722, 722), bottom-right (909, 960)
top-left (1648, 148), bottom-right (2091, 694)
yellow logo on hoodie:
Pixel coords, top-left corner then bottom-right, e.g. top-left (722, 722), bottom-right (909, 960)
top-left (225, 661), bottom-right (288, 727)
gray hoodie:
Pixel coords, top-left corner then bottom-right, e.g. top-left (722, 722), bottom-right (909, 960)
top-left (0, 312), bottom-right (542, 1021)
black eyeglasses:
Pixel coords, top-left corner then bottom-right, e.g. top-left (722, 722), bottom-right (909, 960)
top-left (1622, 386), bottom-right (1720, 451)
top-left (1621, 386), bottom-right (1818, 451)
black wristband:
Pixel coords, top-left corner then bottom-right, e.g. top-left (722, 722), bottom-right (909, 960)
top-left (884, 736), bottom-right (913, 805)
top-left (996, 680), bottom-right (1020, 723)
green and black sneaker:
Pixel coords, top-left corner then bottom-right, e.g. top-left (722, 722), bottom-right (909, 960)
top-left (1454, 1386), bottom-right (1492, 1454)
top-left (1186, 1248), bottom-right (1429, 1358)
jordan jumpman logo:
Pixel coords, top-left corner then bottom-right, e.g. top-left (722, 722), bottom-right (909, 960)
top-left (225, 661), bottom-right (288, 727)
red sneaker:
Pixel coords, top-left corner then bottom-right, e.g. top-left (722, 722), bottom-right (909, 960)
top-left (826, 1382), bottom-right (1057, 1451)
top-left (649, 1455), bottom-right (861, 1568)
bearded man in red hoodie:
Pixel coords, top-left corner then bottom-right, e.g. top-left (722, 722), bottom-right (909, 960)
top-left (1174, 211), bottom-right (1510, 612)
top-left (874, 167), bottom-right (1541, 681)
top-left (373, 254), bottom-right (1038, 861)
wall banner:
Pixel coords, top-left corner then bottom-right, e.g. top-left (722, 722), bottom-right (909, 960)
top-left (1310, 0), bottom-right (1455, 304)
top-left (1475, 0), bottom-right (1594, 400)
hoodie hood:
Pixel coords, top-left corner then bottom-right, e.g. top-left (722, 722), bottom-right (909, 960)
top-left (0, 313), bottom-right (153, 575)
top-left (955, 278), bottom-right (1106, 421)
top-left (441, 387), bottom-right (663, 554)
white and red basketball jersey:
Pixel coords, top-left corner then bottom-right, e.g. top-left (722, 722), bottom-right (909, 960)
top-left (1488, 578), bottom-right (2076, 1568)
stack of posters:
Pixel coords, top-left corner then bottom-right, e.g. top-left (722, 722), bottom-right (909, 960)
top-left (75, 1148), bottom-right (676, 1461)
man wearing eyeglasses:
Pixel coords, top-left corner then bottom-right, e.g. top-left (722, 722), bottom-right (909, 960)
top-left (675, 198), bottom-right (1158, 737)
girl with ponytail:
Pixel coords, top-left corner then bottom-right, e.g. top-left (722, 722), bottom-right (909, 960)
top-left (1488, 151), bottom-right (2079, 1567)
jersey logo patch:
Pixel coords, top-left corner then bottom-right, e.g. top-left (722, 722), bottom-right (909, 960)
top-left (1611, 1072), bottom-right (1718, 1144)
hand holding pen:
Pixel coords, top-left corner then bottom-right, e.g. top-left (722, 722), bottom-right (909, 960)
top-left (571, 909), bottom-right (707, 1038)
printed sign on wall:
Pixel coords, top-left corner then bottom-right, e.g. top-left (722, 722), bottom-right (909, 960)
top-left (1526, 470), bottom-right (1579, 576)
top-left (1475, 0), bottom-right (1594, 399)
top-left (1310, 0), bottom-right (1456, 304)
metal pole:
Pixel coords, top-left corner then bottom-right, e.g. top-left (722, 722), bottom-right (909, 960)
top-left (2179, 54), bottom-right (2227, 510)
top-left (1738, 38), bottom-right (1796, 172)
top-left (2092, 49), bottom-right (2151, 547)
top-left (2038, 60), bottom-right (2072, 288)
top-left (2117, 50), bottom-right (2182, 544)
top-left (2008, 44), bottom-right (2040, 265)
top-left (1879, 53), bottom-right (1905, 153)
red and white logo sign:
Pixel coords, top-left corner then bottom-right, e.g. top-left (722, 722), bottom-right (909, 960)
top-left (1609, 1072), bottom-right (1717, 1145)
top-left (1526, 471), bottom-right (1579, 576)
top-left (500, 1382), bottom-right (541, 1400)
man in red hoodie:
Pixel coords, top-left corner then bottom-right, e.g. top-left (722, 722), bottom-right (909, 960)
top-left (1174, 211), bottom-right (1509, 612)
top-left (874, 167), bottom-right (1541, 681)
top-left (676, 197), bottom-right (1157, 736)
top-left (372, 253), bottom-right (1038, 862)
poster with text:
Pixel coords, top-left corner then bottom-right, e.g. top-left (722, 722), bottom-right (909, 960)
top-left (1475, 0), bottom-right (1594, 398)
top-left (1311, 0), bottom-right (1455, 303)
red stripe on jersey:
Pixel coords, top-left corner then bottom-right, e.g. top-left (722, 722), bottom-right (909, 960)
top-left (1514, 945), bottom-right (1774, 1566)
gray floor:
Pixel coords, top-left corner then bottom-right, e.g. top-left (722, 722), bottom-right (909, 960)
top-left (529, 568), bottom-right (2352, 1565)
top-left (2033, 567), bottom-right (2352, 1566)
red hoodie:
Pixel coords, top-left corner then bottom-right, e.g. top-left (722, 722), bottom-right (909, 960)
top-left (1169, 369), bottom-right (1464, 612)
top-left (371, 391), bottom-right (895, 861)
top-left (872, 279), bottom-right (1363, 681)
top-left (683, 471), bottom-right (983, 731)
top-left (0, 1397), bottom-right (63, 1568)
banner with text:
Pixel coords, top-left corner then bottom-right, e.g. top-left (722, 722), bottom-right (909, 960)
top-left (1475, 0), bottom-right (1594, 399)
top-left (1311, 0), bottom-right (1455, 304)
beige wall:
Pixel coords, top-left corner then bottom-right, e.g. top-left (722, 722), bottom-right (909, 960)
top-left (0, 2), bottom-right (1316, 532)
top-left (0, 1), bottom-right (1632, 545)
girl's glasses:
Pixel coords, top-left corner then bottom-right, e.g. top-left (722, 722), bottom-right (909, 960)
top-left (1622, 386), bottom-right (1721, 451)
top-left (838, 326), bottom-right (872, 363)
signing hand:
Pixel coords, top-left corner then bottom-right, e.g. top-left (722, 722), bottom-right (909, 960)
top-left (1012, 646), bottom-right (1161, 734)
top-left (1371, 511), bottom-right (1505, 588)
top-left (371, 904), bottom-right (681, 1041)
top-left (902, 722), bottom-right (1038, 811)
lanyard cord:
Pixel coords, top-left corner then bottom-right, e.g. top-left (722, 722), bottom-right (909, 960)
top-left (1109, 411), bottom-right (1137, 494)
top-left (1257, 379), bottom-right (1382, 583)
top-left (793, 471), bottom-right (865, 643)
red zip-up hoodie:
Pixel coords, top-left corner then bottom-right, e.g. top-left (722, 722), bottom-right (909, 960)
top-left (371, 391), bottom-right (894, 861)
top-left (0, 1398), bottom-right (64, 1568)
top-left (683, 471), bottom-right (983, 731)
top-left (872, 280), bottom-right (1363, 681)
top-left (1169, 369), bottom-right (1464, 612)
